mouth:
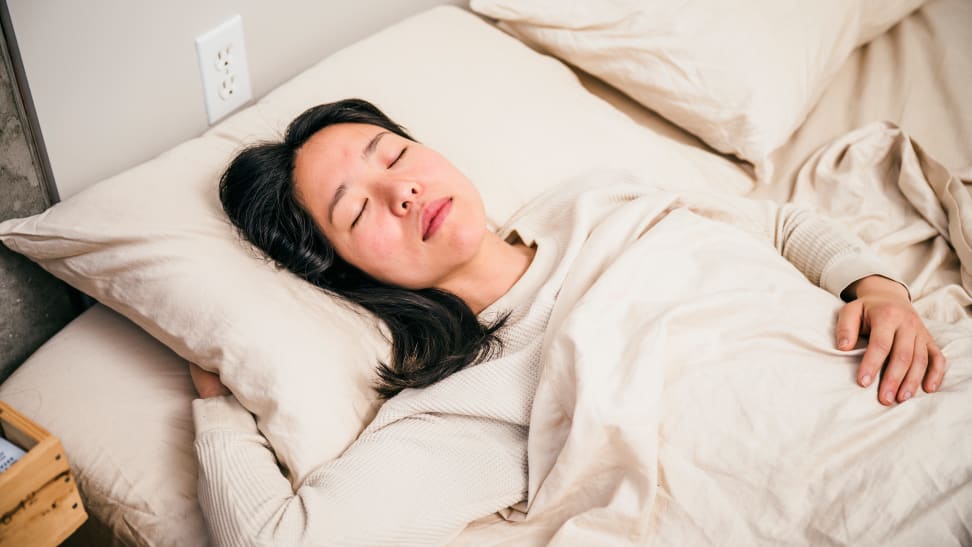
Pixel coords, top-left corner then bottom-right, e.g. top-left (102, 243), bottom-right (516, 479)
top-left (421, 197), bottom-right (453, 241)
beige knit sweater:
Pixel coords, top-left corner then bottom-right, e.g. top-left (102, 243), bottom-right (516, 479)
top-left (193, 177), bottom-right (901, 546)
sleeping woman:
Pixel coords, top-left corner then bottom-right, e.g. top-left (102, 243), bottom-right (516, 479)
top-left (190, 98), bottom-right (947, 545)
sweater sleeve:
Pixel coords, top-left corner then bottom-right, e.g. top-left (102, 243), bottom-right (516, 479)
top-left (193, 396), bottom-right (527, 546)
top-left (677, 192), bottom-right (908, 300)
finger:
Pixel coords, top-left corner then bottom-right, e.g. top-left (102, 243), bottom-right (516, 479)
top-left (923, 342), bottom-right (948, 393)
top-left (188, 363), bottom-right (203, 385)
top-left (877, 327), bottom-right (916, 405)
top-left (835, 301), bottom-right (863, 350)
top-left (859, 323), bottom-right (895, 389)
top-left (896, 337), bottom-right (928, 403)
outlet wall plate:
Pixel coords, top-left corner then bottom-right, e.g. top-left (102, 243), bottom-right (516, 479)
top-left (195, 15), bottom-right (253, 125)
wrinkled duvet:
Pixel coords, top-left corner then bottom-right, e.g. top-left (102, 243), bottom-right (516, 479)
top-left (456, 122), bottom-right (972, 545)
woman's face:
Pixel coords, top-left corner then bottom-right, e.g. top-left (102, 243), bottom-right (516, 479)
top-left (293, 123), bottom-right (488, 290)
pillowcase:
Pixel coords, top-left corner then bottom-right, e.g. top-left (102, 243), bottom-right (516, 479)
top-left (0, 6), bottom-right (754, 487)
top-left (0, 304), bottom-right (209, 546)
top-left (469, 0), bottom-right (928, 181)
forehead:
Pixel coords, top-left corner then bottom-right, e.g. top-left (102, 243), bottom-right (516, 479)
top-left (292, 123), bottom-right (382, 224)
top-left (293, 123), bottom-right (383, 182)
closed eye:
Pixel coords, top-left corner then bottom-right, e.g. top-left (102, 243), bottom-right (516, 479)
top-left (351, 198), bottom-right (367, 229)
top-left (389, 147), bottom-right (407, 168)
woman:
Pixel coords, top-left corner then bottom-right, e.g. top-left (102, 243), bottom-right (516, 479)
top-left (191, 98), bottom-right (946, 545)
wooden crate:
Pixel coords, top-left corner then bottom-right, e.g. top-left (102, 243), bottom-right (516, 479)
top-left (0, 401), bottom-right (87, 547)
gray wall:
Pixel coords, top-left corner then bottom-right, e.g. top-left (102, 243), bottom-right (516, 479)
top-left (0, 23), bottom-right (78, 383)
top-left (7, 0), bottom-right (467, 198)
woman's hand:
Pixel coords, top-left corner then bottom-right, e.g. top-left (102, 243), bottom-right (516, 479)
top-left (189, 362), bottom-right (231, 399)
top-left (837, 275), bottom-right (946, 405)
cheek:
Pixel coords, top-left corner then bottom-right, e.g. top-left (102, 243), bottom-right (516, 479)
top-left (361, 231), bottom-right (395, 260)
top-left (416, 150), bottom-right (463, 180)
top-left (351, 223), bottom-right (406, 276)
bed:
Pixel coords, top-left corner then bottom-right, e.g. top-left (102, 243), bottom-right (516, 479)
top-left (1, 2), bottom-right (970, 545)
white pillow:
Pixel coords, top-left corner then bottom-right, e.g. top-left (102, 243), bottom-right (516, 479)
top-left (470, 0), bottom-right (927, 181)
top-left (0, 305), bottom-right (208, 546)
top-left (0, 6), bottom-right (752, 486)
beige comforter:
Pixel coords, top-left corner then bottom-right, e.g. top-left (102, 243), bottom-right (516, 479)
top-left (457, 123), bottom-right (972, 545)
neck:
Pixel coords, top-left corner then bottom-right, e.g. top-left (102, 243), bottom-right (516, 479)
top-left (438, 232), bottom-right (535, 314)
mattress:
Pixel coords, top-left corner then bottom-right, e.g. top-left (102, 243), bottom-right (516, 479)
top-left (0, 2), bottom-right (970, 545)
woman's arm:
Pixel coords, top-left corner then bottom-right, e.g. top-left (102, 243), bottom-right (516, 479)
top-left (678, 193), bottom-right (946, 406)
top-left (189, 365), bottom-right (526, 546)
top-left (754, 204), bottom-right (948, 406)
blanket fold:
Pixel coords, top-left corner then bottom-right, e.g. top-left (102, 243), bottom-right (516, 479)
top-left (459, 122), bottom-right (972, 546)
top-left (792, 121), bottom-right (972, 330)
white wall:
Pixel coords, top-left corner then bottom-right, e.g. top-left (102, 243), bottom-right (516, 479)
top-left (7, 0), bottom-right (467, 198)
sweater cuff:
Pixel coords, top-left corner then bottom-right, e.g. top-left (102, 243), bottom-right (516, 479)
top-left (192, 396), bottom-right (260, 436)
top-left (820, 250), bottom-right (910, 301)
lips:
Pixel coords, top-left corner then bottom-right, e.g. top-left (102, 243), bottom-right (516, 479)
top-left (421, 197), bottom-right (453, 241)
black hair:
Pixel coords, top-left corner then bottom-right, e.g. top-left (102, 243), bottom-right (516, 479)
top-left (218, 98), bottom-right (507, 398)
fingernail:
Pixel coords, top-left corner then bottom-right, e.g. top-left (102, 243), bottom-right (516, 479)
top-left (928, 382), bottom-right (937, 392)
top-left (861, 374), bottom-right (871, 386)
top-left (901, 391), bottom-right (912, 401)
top-left (884, 391), bottom-right (895, 403)
top-left (839, 338), bottom-right (849, 349)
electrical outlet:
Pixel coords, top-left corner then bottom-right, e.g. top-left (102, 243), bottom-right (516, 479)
top-left (195, 15), bottom-right (252, 125)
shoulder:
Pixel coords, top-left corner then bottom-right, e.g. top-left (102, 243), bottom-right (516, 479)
top-left (497, 169), bottom-right (668, 244)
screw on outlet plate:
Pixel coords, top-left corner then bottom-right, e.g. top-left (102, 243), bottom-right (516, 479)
top-left (195, 15), bottom-right (252, 125)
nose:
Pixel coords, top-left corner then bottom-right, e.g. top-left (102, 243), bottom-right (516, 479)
top-left (387, 181), bottom-right (420, 217)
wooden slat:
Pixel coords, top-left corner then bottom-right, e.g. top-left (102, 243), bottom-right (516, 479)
top-left (0, 402), bottom-right (87, 546)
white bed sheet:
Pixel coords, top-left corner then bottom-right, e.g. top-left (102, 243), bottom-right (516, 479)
top-left (1, 1), bottom-right (970, 545)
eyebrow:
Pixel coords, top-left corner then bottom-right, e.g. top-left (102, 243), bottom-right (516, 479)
top-left (362, 131), bottom-right (389, 160)
top-left (327, 131), bottom-right (389, 225)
